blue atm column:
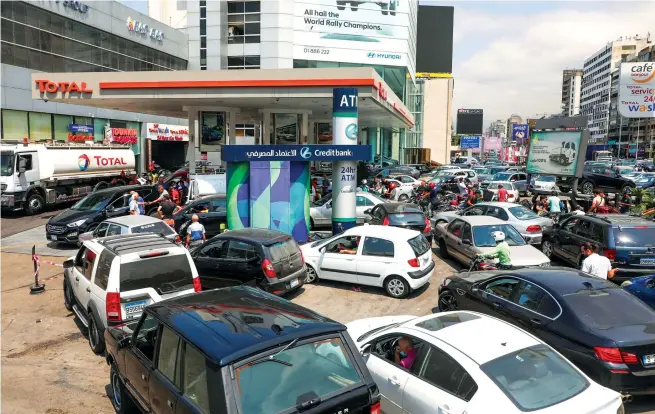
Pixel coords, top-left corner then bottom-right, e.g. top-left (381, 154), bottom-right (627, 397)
top-left (332, 88), bottom-right (358, 234)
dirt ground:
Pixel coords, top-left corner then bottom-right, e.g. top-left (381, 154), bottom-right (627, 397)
top-left (2, 248), bottom-right (655, 413)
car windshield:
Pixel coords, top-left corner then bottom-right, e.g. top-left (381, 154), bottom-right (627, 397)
top-left (312, 193), bottom-right (332, 207)
top-left (509, 206), bottom-right (539, 220)
top-left (1, 153), bottom-right (14, 176)
top-left (480, 345), bottom-right (588, 412)
top-left (493, 173), bottom-right (513, 181)
top-left (70, 193), bottom-right (113, 211)
top-left (234, 337), bottom-right (362, 414)
top-left (562, 287), bottom-right (654, 328)
top-left (131, 222), bottom-right (176, 236)
top-left (613, 227), bottom-right (655, 247)
top-left (537, 176), bottom-right (556, 182)
top-left (474, 168), bottom-right (490, 174)
top-left (119, 253), bottom-right (194, 294)
top-left (473, 224), bottom-right (525, 247)
top-left (268, 238), bottom-right (300, 261)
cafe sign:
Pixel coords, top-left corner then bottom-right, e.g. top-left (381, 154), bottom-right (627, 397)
top-left (146, 123), bottom-right (189, 142)
top-left (110, 128), bottom-right (138, 145)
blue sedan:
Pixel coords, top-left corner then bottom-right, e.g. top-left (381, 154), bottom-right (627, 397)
top-left (622, 275), bottom-right (655, 309)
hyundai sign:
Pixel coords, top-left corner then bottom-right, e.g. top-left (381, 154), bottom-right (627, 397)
top-left (222, 145), bottom-right (372, 162)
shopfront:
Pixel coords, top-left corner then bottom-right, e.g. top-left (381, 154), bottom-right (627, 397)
top-left (146, 123), bottom-right (189, 169)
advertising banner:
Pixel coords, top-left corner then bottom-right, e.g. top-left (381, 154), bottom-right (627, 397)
top-left (69, 124), bottom-right (94, 133)
top-left (222, 145), bottom-right (371, 162)
top-left (618, 62), bottom-right (655, 118)
top-left (332, 87), bottom-right (359, 233)
top-left (147, 123), bottom-right (189, 141)
top-left (460, 136), bottom-right (481, 149)
top-left (293, 0), bottom-right (411, 67)
top-left (511, 124), bottom-right (528, 143)
top-left (526, 131), bottom-right (584, 176)
top-left (200, 112), bottom-right (226, 152)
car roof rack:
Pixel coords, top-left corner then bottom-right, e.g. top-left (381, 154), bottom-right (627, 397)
top-left (97, 233), bottom-right (175, 255)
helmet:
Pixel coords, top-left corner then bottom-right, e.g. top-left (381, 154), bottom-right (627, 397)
top-left (492, 231), bottom-right (506, 242)
top-left (361, 179), bottom-right (367, 185)
top-left (388, 182), bottom-right (396, 189)
top-left (429, 182), bottom-right (436, 189)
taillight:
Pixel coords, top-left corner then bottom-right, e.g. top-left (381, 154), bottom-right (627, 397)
top-left (106, 292), bottom-right (122, 322)
top-left (382, 216), bottom-right (390, 226)
top-left (408, 258), bottom-right (420, 268)
top-left (175, 235), bottom-right (181, 243)
top-left (604, 249), bottom-right (617, 261)
top-left (193, 276), bottom-right (202, 292)
top-left (424, 217), bottom-right (432, 233)
top-left (526, 225), bottom-right (542, 233)
top-left (262, 258), bottom-right (277, 278)
top-left (594, 347), bottom-right (637, 364)
top-left (370, 402), bottom-right (381, 414)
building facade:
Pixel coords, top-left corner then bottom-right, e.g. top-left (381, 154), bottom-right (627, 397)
top-left (580, 35), bottom-right (652, 143)
top-left (561, 69), bottom-right (582, 116)
top-left (0, 0), bottom-right (190, 171)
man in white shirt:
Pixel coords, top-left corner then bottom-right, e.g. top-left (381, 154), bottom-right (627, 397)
top-left (185, 214), bottom-right (206, 248)
top-left (580, 242), bottom-right (616, 280)
top-left (129, 193), bottom-right (140, 215)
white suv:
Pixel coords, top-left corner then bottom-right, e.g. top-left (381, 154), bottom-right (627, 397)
top-left (300, 225), bottom-right (434, 298)
top-left (63, 233), bottom-right (201, 354)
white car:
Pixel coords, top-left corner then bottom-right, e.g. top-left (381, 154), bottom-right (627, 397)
top-left (391, 174), bottom-right (422, 187)
top-left (484, 181), bottom-right (520, 202)
top-left (310, 191), bottom-right (385, 228)
top-left (347, 312), bottom-right (624, 414)
top-left (387, 179), bottom-right (414, 201)
top-left (300, 225), bottom-right (434, 298)
top-left (532, 175), bottom-right (558, 192)
top-left (77, 215), bottom-right (179, 246)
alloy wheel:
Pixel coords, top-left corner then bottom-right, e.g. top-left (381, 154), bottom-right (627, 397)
top-left (439, 292), bottom-right (458, 311)
top-left (305, 266), bottom-right (317, 283)
top-left (111, 371), bottom-right (122, 409)
top-left (387, 279), bottom-right (405, 297)
top-left (542, 240), bottom-right (553, 257)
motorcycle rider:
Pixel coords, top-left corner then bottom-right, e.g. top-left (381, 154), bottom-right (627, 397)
top-left (429, 182), bottom-right (441, 209)
top-left (477, 231), bottom-right (512, 270)
top-left (359, 179), bottom-right (369, 192)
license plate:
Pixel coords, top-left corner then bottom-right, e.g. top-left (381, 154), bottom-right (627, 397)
top-left (640, 258), bottom-right (655, 265)
top-left (50, 235), bottom-right (57, 241)
top-left (124, 300), bottom-right (147, 315)
top-left (290, 279), bottom-right (299, 288)
top-left (643, 354), bottom-right (655, 365)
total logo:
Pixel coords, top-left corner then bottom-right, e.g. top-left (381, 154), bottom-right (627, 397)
top-left (367, 52), bottom-right (401, 60)
top-left (77, 154), bottom-right (128, 170)
top-left (345, 123), bottom-right (358, 140)
top-left (631, 63), bottom-right (655, 84)
top-left (300, 147), bottom-right (312, 159)
top-left (78, 154), bottom-right (90, 171)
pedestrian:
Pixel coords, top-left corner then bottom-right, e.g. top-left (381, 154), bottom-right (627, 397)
top-left (147, 185), bottom-right (169, 207)
top-left (185, 214), bottom-right (206, 248)
top-left (129, 193), bottom-right (140, 215)
top-left (170, 184), bottom-right (180, 205)
top-left (589, 190), bottom-right (604, 213)
top-left (619, 193), bottom-right (633, 214)
top-left (496, 183), bottom-right (508, 202)
top-left (457, 178), bottom-right (468, 196)
top-left (547, 191), bottom-right (561, 218)
top-left (158, 194), bottom-right (181, 226)
top-left (580, 242), bottom-right (617, 280)
top-left (130, 191), bottom-right (146, 215)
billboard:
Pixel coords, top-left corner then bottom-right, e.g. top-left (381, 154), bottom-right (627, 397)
top-left (511, 124), bottom-right (528, 144)
top-left (460, 136), bottom-right (481, 149)
top-left (416, 5), bottom-right (453, 74)
top-left (526, 130), bottom-right (587, 176)
top-left (293, 0), bottom-right (412, 69)
top-left (456, 109), bottom-right (483, 135)
top-left (200, 112), bottom-right (226, 152)
top-left (618, 62), bottom-right (655, 118)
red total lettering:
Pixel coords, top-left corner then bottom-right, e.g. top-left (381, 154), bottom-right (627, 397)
top-left (45, 81), bottom-right (58, 93)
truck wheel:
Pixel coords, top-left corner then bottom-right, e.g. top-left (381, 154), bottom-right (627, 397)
top-left (110, 363), bottom-right (138, 414)
top-left (25, 192), bottom-right (44, 215)
top-left (581, 181), bottom-right (594, 195)
top-left (63, 279), bottom-right (74, 312)
top-left (94, 181), bottom-right (109, 191)
top-left (88, 313), bottom-right (106, 355)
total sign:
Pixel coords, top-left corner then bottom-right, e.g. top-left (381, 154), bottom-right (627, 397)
top-left (619, 62), bottom-right (655, 118)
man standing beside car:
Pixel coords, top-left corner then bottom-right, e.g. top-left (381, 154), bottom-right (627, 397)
top-left (158, 194), bottom-right (181, 226)
top-left (186, 214), bottom-right (206, 248)
top-left (581, 242), bottom-right (617, 280)
top-left (129, 193), bottom-right (140, 215)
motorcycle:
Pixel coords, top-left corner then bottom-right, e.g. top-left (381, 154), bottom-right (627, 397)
top-left (463, 256), bottom-right (498, 272)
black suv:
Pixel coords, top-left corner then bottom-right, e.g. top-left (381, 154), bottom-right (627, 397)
top-left (365, 202), bottom-right (432, 243)
top-left (190, 228), bottom-right (306, 295)
top-left (557, 165), bottom-right (636, 195)
top-left (105, 286), bottom-right (381, 414)
top-left (541, 214), bottom-right (655, 283)
top-left (46, 185), bottom-right (158, 244)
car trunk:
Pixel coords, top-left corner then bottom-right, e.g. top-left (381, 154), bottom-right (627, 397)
top-left (266, 238), bottom-right (304, 279)
top-left (613, 227), bottom-right (655, 270)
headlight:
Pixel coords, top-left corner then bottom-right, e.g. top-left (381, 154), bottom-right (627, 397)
top-left (620, 280), bottom-right (632, 287)
top-left (67, 219), bottom-right (87, 228)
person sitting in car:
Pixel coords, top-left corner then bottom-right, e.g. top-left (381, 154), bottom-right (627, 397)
top-left (337, 237), bottom-right (360, 255)
top-left (395, 336), bottom-right (418, 369)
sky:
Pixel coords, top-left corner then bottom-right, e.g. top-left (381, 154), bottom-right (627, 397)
top-left (121, 0), bottom-right (654, 130)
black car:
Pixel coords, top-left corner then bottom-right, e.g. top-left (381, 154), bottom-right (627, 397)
top-left (190, 228), bottom-right (307, 295)
top-left (173, 194), bottom-right (227, 238)
top-left (45, 185), bottom-right (157, 244)
top-left (557, 165), bottom-right (636, 195)
top-left (437, 267), bottom-right (655, 395)
top-left (105, 286), bottom-right (381, 414)
top-left (365, 202), bottom-right (432, 243)
top-left (542, 214), bottom-right (655, 283)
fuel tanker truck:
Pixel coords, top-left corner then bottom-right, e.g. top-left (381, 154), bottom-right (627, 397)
top-left (1, 143), bottom-right (136, 215)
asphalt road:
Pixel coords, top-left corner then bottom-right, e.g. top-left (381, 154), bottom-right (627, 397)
top-left (1, 205), bottom-right (69, 238)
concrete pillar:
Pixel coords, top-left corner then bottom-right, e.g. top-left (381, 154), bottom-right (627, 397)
top-left (228, 111), bottom-right (237, 145)
top-left (331, 88), bottom-right (358, 234)
top-left (308, 121), bottom-right (316, 144)
top-left (301, 113), bottom-right (309, 144)
top-left (262, 111), bottom-right (271, 144)
top-left (187, 109), bottom-right (198, 167)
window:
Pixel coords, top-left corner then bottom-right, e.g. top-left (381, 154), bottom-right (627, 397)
top-left (461, 223), bottom-right (472, 241)
top-left (227, 240), bottom-right (255, 260)
top-left (408, 234), bottom-right (431, 256)
top-left (362, 237), bottom-right (394, 258)
top-left (415, 313), bottom-right (480, 332)
top-left (93, 250), bottom-right (112, 290)
top-left (463, 206), bottom-right (485, 216)
top-left (1, 109), bottom-right (29, 140)
top-left (416, 345), bottom-right (478, 401)
top-left (227, 1), bottom-right (260, 44)
top-left (447, 220), bottom-right (464, 238)
top-left (268, 239), bottom-right (299, 261)
top-left (199, 240), bottom-right (227, 259)
top-left (560, 217), bottom-right (579, 233)
top-left (131, 222), bottom-right (176, 236)
top-left (82, 248), bottom-right (96, 280)
top-left (486, 206), bottom-right (509, 221)
top-left (134, 314), bottom-right (160, 362)
top-left (211, 198), bottom-right (227, 211)
top-left (356, 196), bottom-right (372, 207)
top-left (183, 344), bottom-right (210, 414)
top-left (325, 236), bottom-right (359, 254)
top-left (94, 222), bottom-right (110, 238)
top-left (157, 327), bottom-right (181, 386)
top-left (119, 255), bottom-right (194, 294)
top-left (106, 224), bottom-right (122, 237)
top-left (484, 278), bottom-right (519, 300)
top-left (227, 55), bottom-right (260, 70)
top-left (17, 154), bottom-right (33, 171)
top-left (574, 220), bottom-right (594, 239)
top-left (514, 281), bottom-right (551, 313)
top-left (472, 224), bottom-right (525, 247)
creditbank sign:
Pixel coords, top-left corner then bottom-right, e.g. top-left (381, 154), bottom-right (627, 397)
top-left (619, 62), bottom-right (655, 118)
top-left (222, 145), bottom-right (372, 162)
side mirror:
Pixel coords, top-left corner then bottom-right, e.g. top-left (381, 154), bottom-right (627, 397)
top-left (326, 202), bottom-right (332, 209)
top-left (106, 206), bottom-right (114, 212)
top-left (462, 239), bottom-right (472, 246)
top-left (361, 343), bottom-right (373, 358)
top-left (319, 246), bottom-right (327, 253)
top-left (471, 284), bottom-right (480, 294)
top-left (63, 259), bottom-right (74, 269)
top-left (117, 336), bottom-right (132, 350)
top-left (364, 208), bottom-right (372, 215)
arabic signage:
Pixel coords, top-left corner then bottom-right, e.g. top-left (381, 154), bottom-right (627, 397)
top-left (69, 124), bottom-right (94, 133)
top-left (146, 123), bottom-right (189, 141)
top-left (460, 136), bottom-right (481, 149)
top-left (619, 62), bottom-right (655, 118)
top-left (526, 130), bottom-right (585, 176)
top-left (222, 145), bottom-right (372, 162)
top-left (127, 17), bottom-right (165, 41)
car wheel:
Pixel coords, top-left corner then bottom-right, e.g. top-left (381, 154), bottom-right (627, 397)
top-left (439, 239), bottom-right (450, 258)
top-left (525, 189), bottom-right (533, 197)
top-left (305, 264), bottom-right (318, 284)
top-left (622, 185), bottom-right (634, 195)
top-left (542, 239), bottom-right (554, 258)
top-left (25, 192), bottom-right (44, 215)
top-left (384, 276), bottom-right (409, 299)
top-left (88, 313), bottom-right (106, 355)
top-left (581, 181), bottom-right (594, 195)
top-left (63, 279), bottom-right (74, 312)
top-left (398, 194), bottom-right (409, 201)
top-left (110, 363), bottom-right (137, 414)
top-left (438, 290), bottom-right (458, 312)
top-left (93, 181), bottom-right (109, 191)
